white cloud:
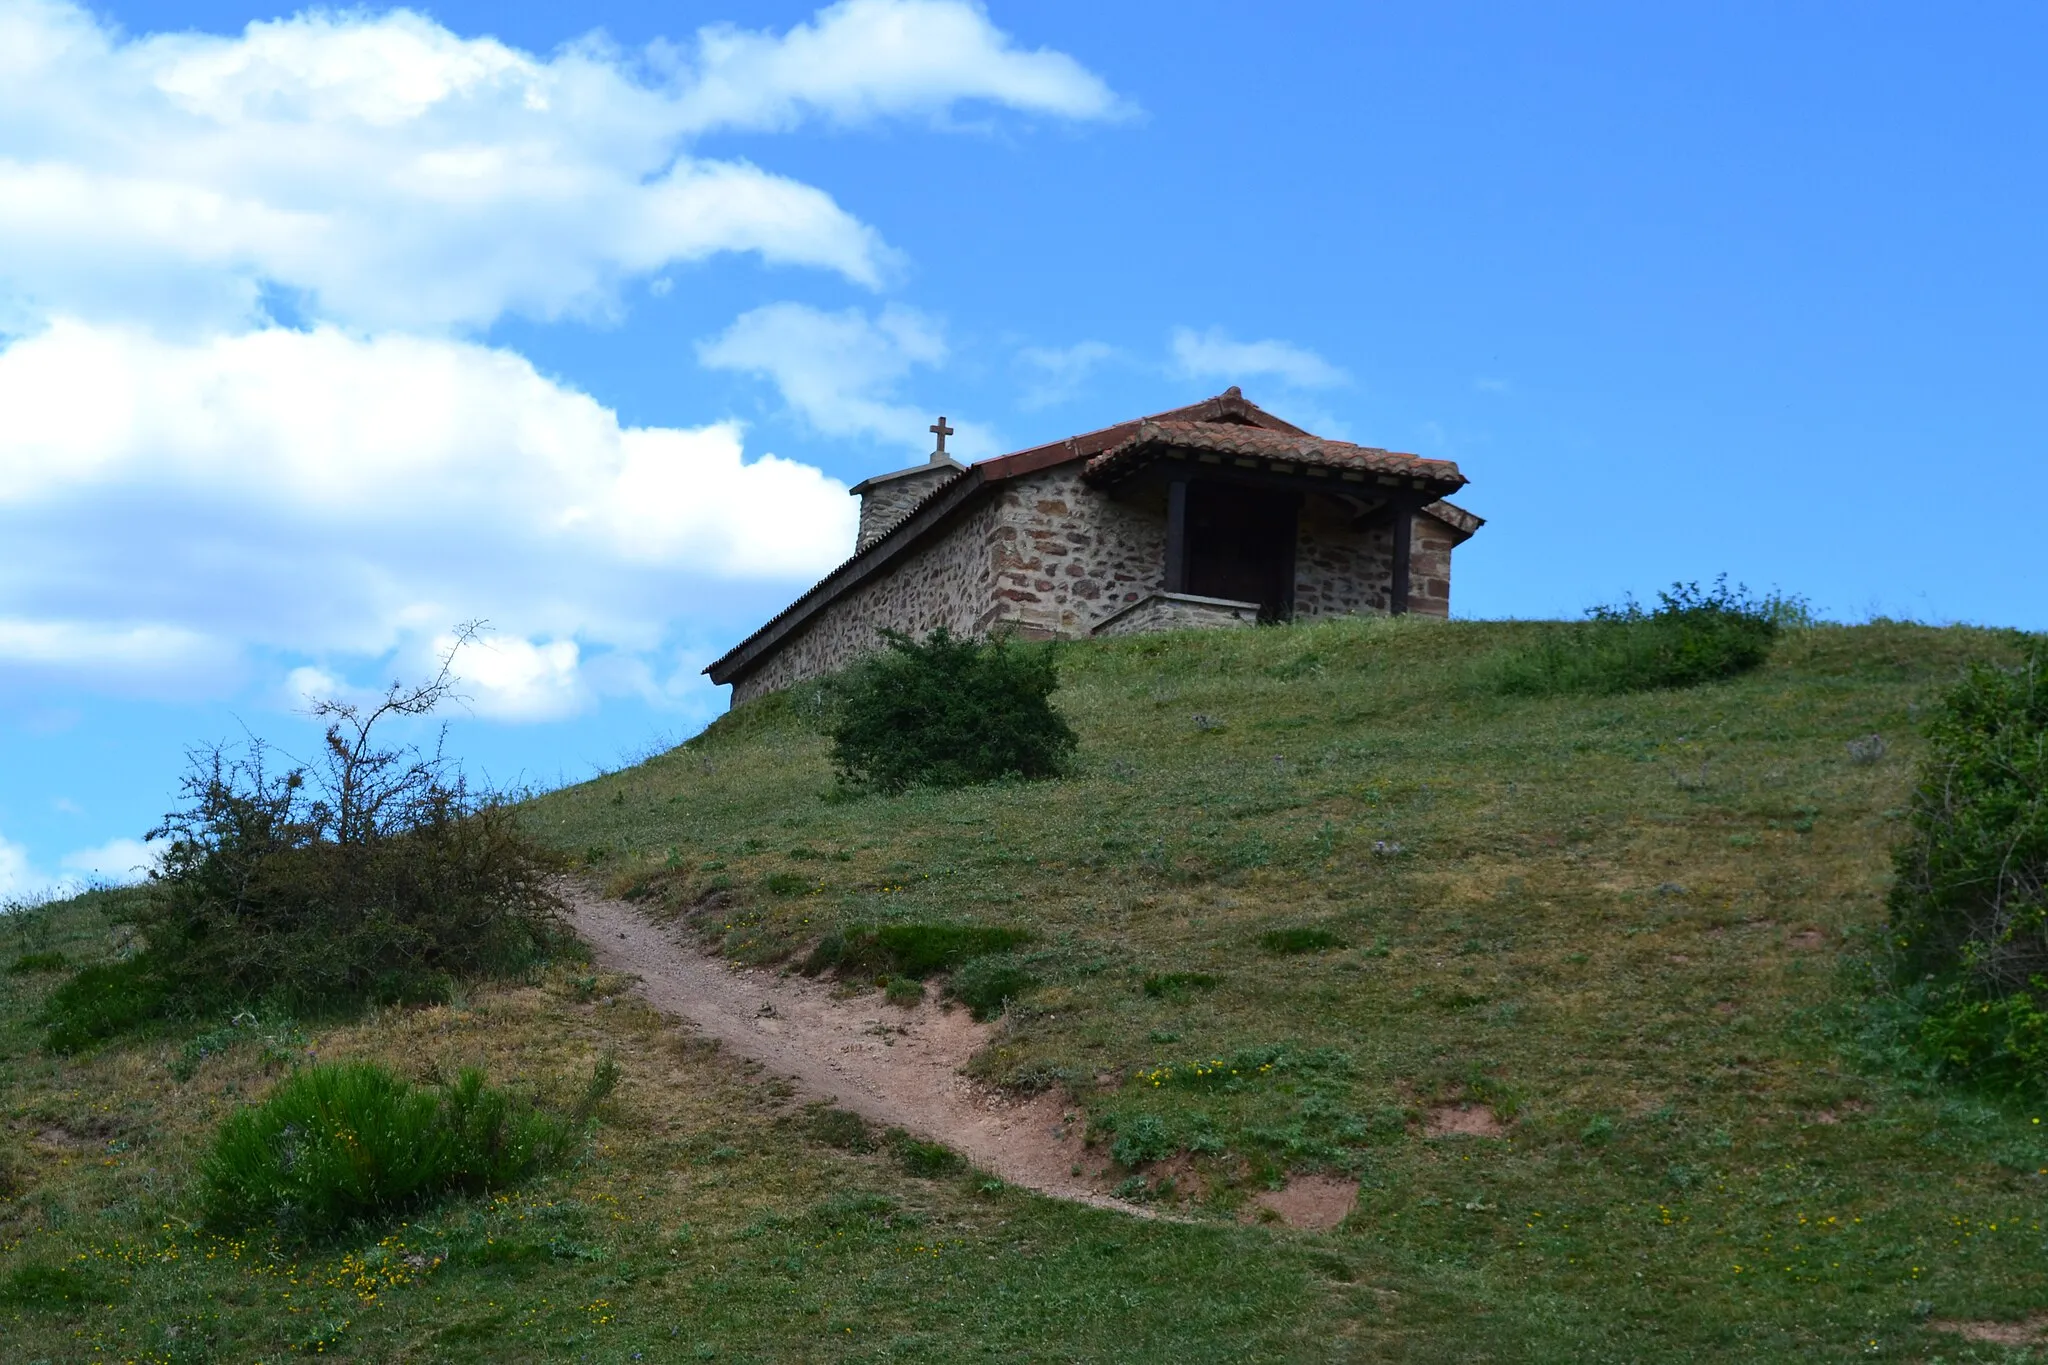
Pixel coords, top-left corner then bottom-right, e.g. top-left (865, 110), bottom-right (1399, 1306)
top-left (0, 0), bottom-right (1120, 334)
top-left (439, 631), bottom-right (585, 722)
top-left (700, 302), bottom-right (1000, 457)
top-left (0, 830), bottom-right (37, 899)
top-left (60, 836), bottom-right (158, 884)
top-left (1169, 326), bottom-right (1349, 391)
top-left (1016, 339), bottom-right (1120, 409)
top-left (0, 0), bottom-right (1122, 714)
top-left (672, 0), bottom-right (1125, 132)
top-left (0, 319), bottom-right (857, 692)
top-left (0, 617), bottom-right (218, 672)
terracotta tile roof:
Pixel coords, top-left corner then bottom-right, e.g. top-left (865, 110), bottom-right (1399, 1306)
top-left (1085, 420), bottom-right (1466, 491)
top-left (1421, 499), bottom-right (1484, 539)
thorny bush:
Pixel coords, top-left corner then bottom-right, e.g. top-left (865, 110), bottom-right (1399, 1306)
top-left (47, 630), bottom-right (565, 1044)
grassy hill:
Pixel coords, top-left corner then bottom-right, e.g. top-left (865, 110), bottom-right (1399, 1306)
top-left (7, 616), bottom-right (2047, 1361)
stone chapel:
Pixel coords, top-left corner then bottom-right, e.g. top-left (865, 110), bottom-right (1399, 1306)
top-left (705, 387), bottom-right (1483, 703)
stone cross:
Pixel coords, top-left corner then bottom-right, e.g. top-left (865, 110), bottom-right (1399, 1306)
top-left (929, 416), bottom-right (954, 462)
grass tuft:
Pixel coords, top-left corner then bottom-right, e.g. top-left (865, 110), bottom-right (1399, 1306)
top-left (1258, 927), bottom-right (1343, 955)
top-left (201, 1061), bottom-right (581, 1239)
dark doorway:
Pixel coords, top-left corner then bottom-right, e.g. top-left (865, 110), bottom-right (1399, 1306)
top-left (1184, 482), bottom-right (1299, 621)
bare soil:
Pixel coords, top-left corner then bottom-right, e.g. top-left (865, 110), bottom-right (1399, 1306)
top-left (1931, 1315), bottom-right (2048, 1346)
top-left (564, 883), bottom-right (1133, 1214)
top-left (1251, 1174), bottom-right (1358, 1230)
top-left (1424, 1103), bottom-right (1507, 1138)
top-left (567, 882), bottom-right (1357, 1227)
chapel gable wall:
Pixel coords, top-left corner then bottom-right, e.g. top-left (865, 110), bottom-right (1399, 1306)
top-left (730, 499), bottom-right (999, 704)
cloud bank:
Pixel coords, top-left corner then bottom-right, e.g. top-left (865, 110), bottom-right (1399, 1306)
top-left (0, 0), bottom-right (1119, 718)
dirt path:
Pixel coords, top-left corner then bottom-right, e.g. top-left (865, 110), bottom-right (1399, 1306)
top-left (563, 883), bottom-right (1137, 1215)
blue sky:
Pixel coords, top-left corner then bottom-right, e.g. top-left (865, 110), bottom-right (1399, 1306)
top-left (2, 0), bottom-right (2044, 895)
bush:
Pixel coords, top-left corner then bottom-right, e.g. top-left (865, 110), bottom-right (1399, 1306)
top-left (828, 628), bottom-right (1077, 794)
top-left (1886, 644), bottom-right (2048, 1092)
top-left (202, 1061), bottom-right (583, 1238)
top-left (1490, 577), bottom-right (1798, 696)
top-left (128, 637), bottom-right (565, 1018)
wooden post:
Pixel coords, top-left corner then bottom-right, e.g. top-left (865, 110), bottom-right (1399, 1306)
top-left (1277, 491), bottom-right (1300, 622)
top-left (1164, 477), bottom-right (1189, 594)
top-left (1389, 498), bottom-right (1412, 615)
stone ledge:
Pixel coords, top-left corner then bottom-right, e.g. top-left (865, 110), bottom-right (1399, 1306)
top-left (1091, 591), bottom-right (1260, 638)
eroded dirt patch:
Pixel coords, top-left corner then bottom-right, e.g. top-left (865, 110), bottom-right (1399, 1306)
top-left (1251, 1175), bottom-right (1358, 1230)
top-left (1931, 1316), bottom-right (2048, 1346)
top-left (1425, 1103), bottom-right (1506, 1137)
top-left (564, 882), bottom-right (1135, 1214)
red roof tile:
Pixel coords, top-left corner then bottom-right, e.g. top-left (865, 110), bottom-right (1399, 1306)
top-left (1086, 420), bottom-right (1466, 490)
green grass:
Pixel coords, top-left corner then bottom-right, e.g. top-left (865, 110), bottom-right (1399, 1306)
top-left (517, 614), bottom-right (2048, 1359)
top-left (9, 615), bottom-right (2048, 1360)
top-left (1, 877), bottom-right (1341, 1362)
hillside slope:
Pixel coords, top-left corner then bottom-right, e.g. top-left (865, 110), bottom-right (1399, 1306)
top-left (6, 616), bottom-right (2045, 1362)
top-left (532, 616), bottom-right (2048, 1358)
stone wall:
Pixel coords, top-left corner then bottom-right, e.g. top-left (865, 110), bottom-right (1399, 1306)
top-left (854, 463), bottom-right (963, 550)
top-left (1293, 495), bottom-right (1453, 620)
top-left (1092, 592), bottom-right (1258, 637)
top-left (1408, 514), bottom-right (1456, 618)
top-left (1294, 493), bottom-right (1392, 618)
top-left (980, 467), bottom-right (1168, 637)
top-left (730, 498), bottom-right (998, 704)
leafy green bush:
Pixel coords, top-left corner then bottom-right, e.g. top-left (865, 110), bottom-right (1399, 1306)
top-left (202, 1062), bottom-right (584, 1238)
top-left (41, 956), bottom-right (173, 1053)
top-left (1489, 578), bottom-right (1799, 696)
top-left (1886, 644), bottom-right (2048, 1093)
top-left (828, 628), bottom-right (1077, 793)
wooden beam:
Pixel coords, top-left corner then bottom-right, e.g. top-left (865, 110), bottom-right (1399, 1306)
top-left (1389, 498), bottom-right (1413, 615)
top-left (1278, 491), bottom-right (1301, 623)
top-left (1163, 477), bottom-right (1189, 593)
